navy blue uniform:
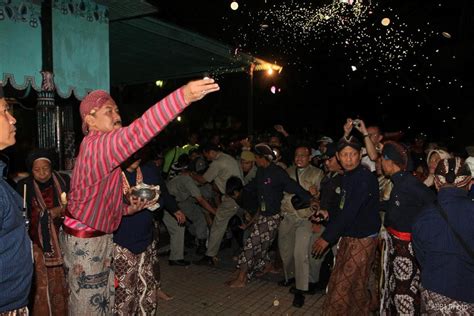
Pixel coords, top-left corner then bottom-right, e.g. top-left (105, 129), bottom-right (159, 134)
top-left (413, 187), bottom-right (474, 303)
top-left (319, 172), bottom-right (343, 219)
top-left (322, 165), bottom-right (381, 244)
top-left (114, 162), bottom-right (178, 253)
top-left (382, 171), bottom-right (436, 232)
top-left (244, 163), bottom-right (312, 216)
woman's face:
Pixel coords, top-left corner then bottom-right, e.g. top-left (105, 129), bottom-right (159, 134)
top-left (428, 152), bottom-right (441, 174)
top-left (32, 159), bottom-right (52, 183)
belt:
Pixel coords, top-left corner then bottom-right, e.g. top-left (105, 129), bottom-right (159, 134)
top-left (62, 224), bottom-right (106, 238)
top-left (63, 208), bottom-right (107, 238)
top-left (387, 226), bottom-right (412, 241)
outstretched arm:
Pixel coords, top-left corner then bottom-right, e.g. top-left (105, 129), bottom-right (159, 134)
top-left (91, 79), bottom-right (220, 174)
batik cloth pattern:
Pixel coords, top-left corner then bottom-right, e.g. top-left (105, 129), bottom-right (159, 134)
top-left (421, 287), bottom-right (474, 315)
top-left (237, 214), bottom-right (281, 280)
top-left (323, 236), bottom-right (378, 316)
top-left (113, 242), bottom-right (159, 316)
top-left (60, 232), bottom-right (114, 316)
top-left (381, 231), bottom-right (421, 315)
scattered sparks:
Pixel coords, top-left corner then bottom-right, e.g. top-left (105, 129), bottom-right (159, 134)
top-left (217, 0), bottom-right (465, 132)
top-left (230, 1), bottom-right (435, 74)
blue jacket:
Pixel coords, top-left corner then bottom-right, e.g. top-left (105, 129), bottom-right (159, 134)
top-left (322, 164), bottom-right (381, 244)
top-left (244, 163), bottom-right (312, 216)
top-left (413, 187), bottom-right (474, 303)
top-left (0, 161), bottom-right (33, 312)
top-left (114, 162), bottom-right (178, 254)
top-left (319, 172), bottom-right (343, 219)
top-left (383, 171), bottom-right (437, 233)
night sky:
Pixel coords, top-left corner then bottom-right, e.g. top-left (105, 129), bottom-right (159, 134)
top-left (4, 0), bottom-right (473, 174)
top-left (147, 0), bottom-right (474, 149)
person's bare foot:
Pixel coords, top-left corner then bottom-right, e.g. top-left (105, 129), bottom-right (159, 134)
top-left (228, 278), bottom-right (246, 288)
top-left (224, 278), bottom-right (235, 286)
top-left (224, 271), bottom-right (238, 285)
top-left (157, 289), bottom-right (174, 301)
top-left (268, 266), bottom-right (281, 274)
top-left (229, 269), bottom-right (241, 279)
top-left (262, 263), bottom-right (276, 274)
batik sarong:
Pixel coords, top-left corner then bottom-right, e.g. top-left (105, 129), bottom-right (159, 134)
top-left (60, 232), bottom-right (115, 316)
top-left (380, 231), bottom-right (421, 315)
top-left (323, 236), bottom-right (378, 316)
top-left (237, 213), bottom-right (281, 280)
top-left (421, 287), bottom-right (474, 315)
top-left (113, 242), bottom-right (159, 316)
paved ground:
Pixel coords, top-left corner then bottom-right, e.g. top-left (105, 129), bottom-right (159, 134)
top-left (157, 243), bottom-right (326, 315)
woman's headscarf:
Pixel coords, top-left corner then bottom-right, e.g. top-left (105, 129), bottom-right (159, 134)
top-left (424, 149), bottom-right (452, 187)
top-left (434, 157), bottom-right (472, 188)
top-left (26, 149), bottom-right (54, 172)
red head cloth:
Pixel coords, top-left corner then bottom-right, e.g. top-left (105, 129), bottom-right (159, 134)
top-left (80, 90), bottom-right (114, 134)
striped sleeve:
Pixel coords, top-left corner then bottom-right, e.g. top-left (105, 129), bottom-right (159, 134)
top-left (97, 88), bottom-right (188, 173)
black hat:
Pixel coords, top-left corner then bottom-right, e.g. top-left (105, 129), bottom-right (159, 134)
top-left (254, 143), bottom-right (276, 161)
top-left (26, 149), bottom-right (55, 171)
top-left (336, 136), bottom-right (362, 152)
top-left (322, 143), bottom-right (337, 159)
top-left (0, 81), bottom-right (4, 98)
top-left (382, 141), bottom-right (408, 170)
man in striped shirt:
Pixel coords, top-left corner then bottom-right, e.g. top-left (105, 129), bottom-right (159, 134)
top-left (60, 78), bottom-right (219, 315)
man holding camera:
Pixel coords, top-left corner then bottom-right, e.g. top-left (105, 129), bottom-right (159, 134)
top-left (343, 118), bottom-right (383, 173)
top-left (278, 146), bottom-right (324, 308)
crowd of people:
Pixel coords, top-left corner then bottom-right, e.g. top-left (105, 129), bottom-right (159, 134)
top-left (1, 80), bottom-right (474, 316)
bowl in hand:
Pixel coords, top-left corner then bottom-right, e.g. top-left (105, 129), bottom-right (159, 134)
top-left (131, 188), bottom-right (157, 201)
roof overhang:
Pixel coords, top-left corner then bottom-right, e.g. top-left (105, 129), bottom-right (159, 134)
top-left (109, 17), bottom-right (281, 85)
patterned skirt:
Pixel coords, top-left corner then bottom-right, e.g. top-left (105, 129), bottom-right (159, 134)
top-left (60, 232), bottom-right (115, 316)
top-left (421, 288), bottom-right (474, 315)
top-left (237, 213), bottom-right (281, 280)
top-left (380, 231), bottom-right (421, 315)
top-left (323, 236), bottom-right (378, 316)
top-left (113, 242), bottom-right (159, 316)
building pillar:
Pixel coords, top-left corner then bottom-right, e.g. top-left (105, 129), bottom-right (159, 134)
top-left (37, 71), bottom-right (63, 168)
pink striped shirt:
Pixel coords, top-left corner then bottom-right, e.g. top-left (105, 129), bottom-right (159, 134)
top-left (64, 88), bottom-right (187, 233)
